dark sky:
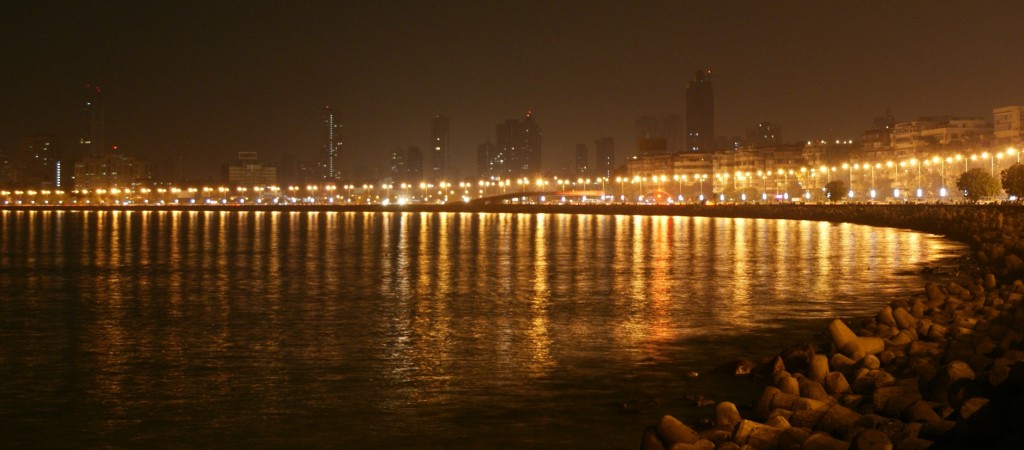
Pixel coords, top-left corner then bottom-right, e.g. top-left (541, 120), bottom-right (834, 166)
top-left (3, 1), bottom-right (1023, 180)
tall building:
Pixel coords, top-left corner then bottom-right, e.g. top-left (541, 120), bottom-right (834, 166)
top-left (81, 84), bottom-right (105, 158)
top-left (430, 114), bottom-right (450, 181)
top-left (406, 146), bottom-right (423, 183)
top-left (575, 144), bottom-right (589, 175)
top-left (389, 146), bottom-right (424, 184)
top-left (322, 106), bottom-right (342, 180)
top-left (635, 116), bottom-right (668, 157)
top-left (594, 137), bottom-right (615, 178)
top-left (495, 111), bottom-right (542, 178)
top-left (476, 141), bottom-right (496, 178)
top-left (664, 113), bottom-right (684, 153)
top-left (686, 70), bottom-right (714, 152)
top-left (8, 135), bottom-right (59, 188)
top-left (389, 147), bottom-right (407, 182)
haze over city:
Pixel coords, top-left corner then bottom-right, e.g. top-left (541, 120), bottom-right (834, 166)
top-left (3, 1), bottom-right (1023, 180)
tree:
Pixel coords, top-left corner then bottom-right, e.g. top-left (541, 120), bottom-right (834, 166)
top-left (1001, 163), bottom-right (1024, 199)
top-left (956, 168), bottom-right (1001, 201)
top-left (824, 180), bottom-right (847, 202)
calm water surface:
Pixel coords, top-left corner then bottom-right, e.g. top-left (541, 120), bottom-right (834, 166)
top-left (0, 210), bottom-right (965, 448)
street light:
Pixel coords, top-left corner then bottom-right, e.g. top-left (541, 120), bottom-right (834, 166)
top-left (698, 174), bottom-right (706, 201)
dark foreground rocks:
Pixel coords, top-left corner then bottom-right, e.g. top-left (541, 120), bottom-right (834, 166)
top-left (639, 205), bottom-right (1024, 450)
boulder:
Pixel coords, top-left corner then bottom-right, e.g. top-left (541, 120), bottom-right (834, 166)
top-left (877, 306), bottom-right (897, 327)
top-left (802, 431), bottom-right (851, 450)
top-left (905, 400), bottom-right (942, 423)
top-left (851, 429), bottom-right (892, 450)
top-left (825, 371), bottom-right (852, 396)
top-left (927, 361), bottom-right (975, 402)
top-left (715, 402), bottom-right (741, 430)
top-left (777, 426), bottom-right (813, 450)
top-left (893, 307), bottom-right (917, 330)
top-left (959, 396), bottom-right (990, 420)
top-left (799, 378), bottom-right (833, 404)
top-left (841, 337), bottom-right (886, 360)
top-left (818, 404), bottom-right (861, 434)
top-left (780, 343), bottom-right (816, 374)
top-left (778, 374), bottom-right (800, 396)
top-left (656, 415), bottom-right (699, 446)
top-left (828, 319), bottom-right (859, 352)
top-left (732, 419), bottom-right (783, 449)
top-left (641, 425), bottom-right (666, 450)
top-left (808, 354), bottom-right (830, 384)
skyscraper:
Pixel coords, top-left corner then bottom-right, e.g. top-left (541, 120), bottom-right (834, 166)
top-left (389, 147), bottom-right (407, 182)
top-left (477, 141), bottom-right (496, 178)
top-left (430, 114), bottom-right (450, 181)
top-left (81, 84), bottom-right (104, 158)
top-left (406, 146), bottom-right (423, 183)
top-left (686, 70), bottom-right (714, 152)
top-left (322, 106), bottom-right (342, 180)
top-left (575, 144), bottom-right (589, 176)
top-left (495, 111), bottom-right (542, 178)
top-left (594, 137), bottom-right (615, 178)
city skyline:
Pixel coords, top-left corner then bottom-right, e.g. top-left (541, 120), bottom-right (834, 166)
top-left (3, 2), bottom-right (1023, 180)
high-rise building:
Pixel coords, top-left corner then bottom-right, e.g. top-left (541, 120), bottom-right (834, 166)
top-left (635, 116), bottom-right (660, 139)
top-left (686, 70), bottom-right (714, 152)
top-left (406, 146), bottom-right (423, 183)
top-left (594, 137), bottom-right (615, 178)
top-left (430, 114), bottom-right (450, 181)
top-left (389, 146), bottom-right (424, 184)
top-left (495, 111), bottom-right (542, 178)
top-left (522, 111), bottom-right (542, 175)
top-left (477, 141), bottom-right (496, 178)
top-left (8, 135), bottom-right (59, 188)
top-left (575, 144), bottom-right (589, 176)
top-left (81, 84), bottom-right (104, 158)
top-left (322, 106), bottom-right (342, 180)
top-left (389, 147), bottom-right (407, 182)
top-left (664, 113), bottom-right (684, 153)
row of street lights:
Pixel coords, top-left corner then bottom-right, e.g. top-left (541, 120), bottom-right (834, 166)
top-left (2, 148), bottom-right (1019, 206)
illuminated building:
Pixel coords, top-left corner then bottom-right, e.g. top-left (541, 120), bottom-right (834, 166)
top-left (81, 84), bottom-right (105, 158)
top-left (223, 152), bottom-right (276, 186)
top-left (476, 141), bottom-right (496, 178)
top-left (5, 135), bottom-right (59, 188)
top-left (594, 137), bottom-right (615, 179)
top-left (430, 114), bottom-right (449, 181)
top-left (994, 106), bottom-right (1024, 146)
top-left (322, 106), bottom-right (342, 180)
top-left (390, 146), bottom-right (423, 183)
top-left (746, 122), bottom-right (784, 148)
top-left (495, 111), bottom-right (542, 178)
top-left (73, 147), bottom-right (153, 190)
top-left (686, 70), bottom-right (714, 152)
top-left (575, 143), bottom-right (589, 175)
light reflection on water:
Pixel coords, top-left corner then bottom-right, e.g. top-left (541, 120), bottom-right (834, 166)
top-left (0, 210), bottom-right (963, 449)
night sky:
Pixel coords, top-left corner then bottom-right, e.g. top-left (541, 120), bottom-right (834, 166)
top-left (3, 1), bottom-right (1023, 180)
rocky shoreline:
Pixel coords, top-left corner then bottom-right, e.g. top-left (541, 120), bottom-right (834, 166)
top-left (638, 205), bottom-right (1024, 449)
